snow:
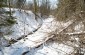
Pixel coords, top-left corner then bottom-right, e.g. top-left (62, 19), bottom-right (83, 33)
top-left (0, 8), bottom-right (74, 55)
top-left (26, 42), bottom-right (73, 55)
top-left (8, 17), bottom-right (73, 48)
top-left (2, 7), bottom-right (42, 40)
top-left (74, 22), bottom-right (84, 32)
top-left (0, 17), bottom-right (73, 55)
top-left (1, 41), bottom-right (73, 55)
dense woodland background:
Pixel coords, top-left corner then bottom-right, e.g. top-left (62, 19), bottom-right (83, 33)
top-left (1, 0), bottom-right (85, 20)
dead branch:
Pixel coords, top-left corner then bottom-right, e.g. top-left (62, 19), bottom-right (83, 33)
top-left (63, 31), bottom-right (85, 35)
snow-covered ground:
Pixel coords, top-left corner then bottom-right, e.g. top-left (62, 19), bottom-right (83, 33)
top-left (0, 8), bottom-right (74, 55)
top-left (2, 8), bottom-right (42, 40)
top-left (0, 41), bottom-right (74, 55)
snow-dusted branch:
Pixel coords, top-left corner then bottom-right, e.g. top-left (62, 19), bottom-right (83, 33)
top-left (62, 31), bottom-right (85, 35)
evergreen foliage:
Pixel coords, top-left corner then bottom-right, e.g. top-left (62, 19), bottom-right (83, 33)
top-left (0, 0), bottom-right (16, 27)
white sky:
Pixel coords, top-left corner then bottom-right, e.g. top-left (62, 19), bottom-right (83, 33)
top-left (26, 0), bottom-right (58, 9)
top-left (26, 0), bottom-right (58, 5)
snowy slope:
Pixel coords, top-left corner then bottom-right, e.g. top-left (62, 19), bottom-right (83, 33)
top-left (2, 7), bottom-right (43, 40)
top-left (25, 41), bottom-right (73, 55)
top-left (0, 41), bottom-right (74, 55)
top-left (0, 16), bottom-right (74, 55)
top-left (0, 8), bottom-right (74, 55)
